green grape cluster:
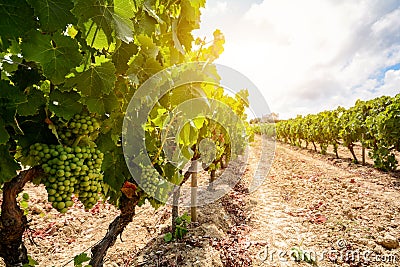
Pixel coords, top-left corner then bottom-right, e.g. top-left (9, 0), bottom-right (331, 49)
top-left (59, 114), bottom-right (101, 145)
top-left (29, 143), bottom-right (104, 212)
top-left (140, 165), bottom-right (160, 197)
top-left (200, 147), bottom-right (216, 165)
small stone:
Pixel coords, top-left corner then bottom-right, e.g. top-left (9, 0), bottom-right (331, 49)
top-left (31, 204), bottom-right (44, 215)
top-left (201, 224), bottom-right (224, 239)
top-left (377, 225), bottom-right (385, 232)
top-left (377, 234), bottom-right (399, 250)
top-left (343, 209), bottom-right (356, 220)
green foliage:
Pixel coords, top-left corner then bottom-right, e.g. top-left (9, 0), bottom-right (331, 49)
top-left (26, 0), bottom-right (76, 33)
top-left (291, 246), bottom-right (317, 265)
top-left (21, 31), bottom-right (82, 84)
top-left (0, 1), bottom-right (256, 266)
top-left (21, 255), bottom-right (38, 267)
top-left (164, 212), bottom-right (191, 242)
top-left (250, 123), bottom-right (275, 138)
top-left (175, 212), bottom-right (191, 239)
top-left (0, 0), bottom-right (35, 40)
top-left (48, 90), bottom-right (83, 120)
top-left (0, 144), bottom-right (20, 183)
top-left (0, 0), bottom-right (227, 205)
top-left (163, 232), bottom-right (173, 242)
top-left (0, 0), bottom-right (250, 221)
top-left (73, 252), bottom-right (91, 267)
top-left (19, 192), bottom-right (30, 216)
top-left (66, 61), bottom-right (117, 97)
top-left (277, 94), bottom-right (400, 171)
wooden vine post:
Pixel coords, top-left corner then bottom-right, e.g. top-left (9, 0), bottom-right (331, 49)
top-left (190, 163), bottom-right (199, 222)
top-left (362, 133), bottom-right (366, 165)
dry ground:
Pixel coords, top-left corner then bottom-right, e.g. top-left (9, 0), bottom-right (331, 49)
top-left (1, 136), bottom-right (399, 267)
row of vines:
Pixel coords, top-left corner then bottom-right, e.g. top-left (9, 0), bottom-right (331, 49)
top-left (274, 94), bottom-right (400, 171)
top-left (0, 0), bottom-right (251, 266)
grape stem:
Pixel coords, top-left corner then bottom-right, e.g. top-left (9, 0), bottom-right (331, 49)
top-left (73, 135), bottom-right (84, 147)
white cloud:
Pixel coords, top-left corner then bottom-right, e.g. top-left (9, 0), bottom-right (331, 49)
top-left (210, 1), bottom-right (227, 14)
top-left (380, 69), bottom-right (400, 95)
top-left (194, 0), bottom-right (400, 119)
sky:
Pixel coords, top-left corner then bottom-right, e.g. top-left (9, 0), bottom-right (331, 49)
top-left (193, 0), bottom-right (400, 119)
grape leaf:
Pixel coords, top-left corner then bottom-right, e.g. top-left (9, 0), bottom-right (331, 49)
top-left (115, 0), bottom-right (135, 20)
top-left (72, 0), bottom-right (134, 45)
top-left (179, 122), bottom-right (199, 147)
top-left (26, 0), bottom-right (76, 33)
top-left (172, 19), bottom-right (185, 55)
top-left (102, 111), bottom-right (124, 142)
top-left (102, 145), bottom-right (129, 194)
top-left (66, 61), bottom-right (116, 97)
top-left (132, 0), bottom-right (145, 12)
top-left (110, 11), bottom-right (134, 44)
top-left (8, 39), bottom-right (22, 54)
top-left (73, 253), bottom-right (90, 266)
top-left (136, 34), bottom-right (159, 59)
top-left (0, 81), bottom-right (27, 124)
top-left (114, 76), bottom-right (135, 105)
top-left (0, 80), bottom-right (27, 107)
top-left (134, 12), bottom-right (157, 36)
top-left (21, 31), bottom-right (82, 84)
top-left (83, 19), bottom-right (110, 50)
top-left (192, 117), bottom-right (206, 129)
top-left (142, 57), bottom-right (163, 76)
top-left (0, 118), bottom-right (10, 145)
top-left (18, 109), bottom-right (58, 149)
top-left (143, 2), bottom-right (164, 24)
top-left (49, 90), bottom-right (83, 120)
top-left (112, 41), bottom-right (138, 74)
top-left (111, 0), bottom-right (135, 43)
top-left (0, 144), bottom-right (20, 183)
top-left (164, 232), bottom-right (173, 242)
top-left (0, 0), bottom-right (35, 39)
top-left (10, 61), bottom-right (43, 90)
top-left (83, 92), bottom-right (119, 115)
top-left (73, 1), bottom-right (113, 47)
top-left (17, 88), bottom-right (46, 116)
top-left (1, 54), bottom-right (23, 74)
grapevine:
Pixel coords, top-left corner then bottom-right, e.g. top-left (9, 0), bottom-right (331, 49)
top-left (0, 0), bottom-right (234, 265)
top-left (274, 94), bottom-right (400, 171)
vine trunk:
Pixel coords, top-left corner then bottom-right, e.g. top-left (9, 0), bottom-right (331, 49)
top-left (0, 167), bottom-right (41, 267)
